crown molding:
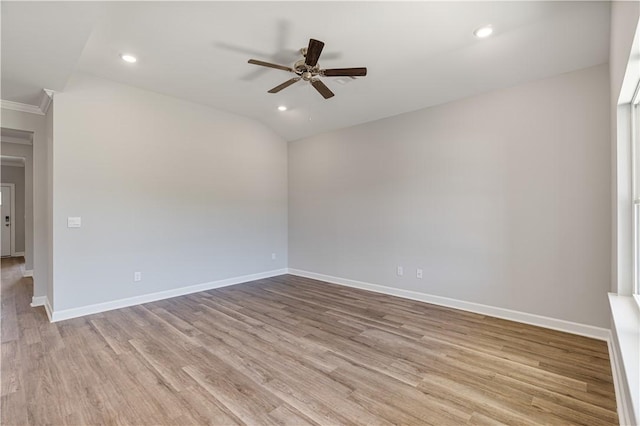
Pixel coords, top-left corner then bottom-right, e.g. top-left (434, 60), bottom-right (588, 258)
top-left (0, 99), bottom-right (44, 115)
top-left (39, 89), bottom-right (55, 114)
top-left (1, 89), bottom-right (56, 116)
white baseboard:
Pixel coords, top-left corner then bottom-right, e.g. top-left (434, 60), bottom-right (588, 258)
top-left (49, 269), bottom-right (288, 323)
top-left (30, 296), bottom-right (53, 321)
top-left (23, 269), bottom-right (33, 278)
top-left (30, 296), bottom-right (46, 307)
top-left (44, 299), bottom-right (53, 322)
top-left (12, 251), bottom-right (25, 257)
top-left (287, 269), bottom-right (610, 341)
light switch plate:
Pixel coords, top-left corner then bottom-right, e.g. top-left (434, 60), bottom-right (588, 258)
top-left (67, 217), bottom-right (81, 228)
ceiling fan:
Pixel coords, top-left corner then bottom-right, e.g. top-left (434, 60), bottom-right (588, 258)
top-left (248, 38), bottom-right (367, 99)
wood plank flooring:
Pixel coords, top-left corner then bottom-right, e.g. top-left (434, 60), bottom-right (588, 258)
top-left (1, 257), bottom-right (618, 425)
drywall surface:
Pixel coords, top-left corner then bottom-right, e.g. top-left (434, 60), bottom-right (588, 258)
top-left (0, 110), bottom-right (44, 297)
top-left (46, 102), bottom-right (54, 307)
top-left (1, 165), bottom-right (25, 253)
top-left (52, 73), bottom-right (287, 311)
top-left (289, 64), bottom-right (611, 327)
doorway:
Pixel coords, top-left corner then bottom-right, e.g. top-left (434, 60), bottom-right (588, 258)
top-left (0, 154), bottom-right (26, 258)
top-left (0, 183), bottom-right (15, 257)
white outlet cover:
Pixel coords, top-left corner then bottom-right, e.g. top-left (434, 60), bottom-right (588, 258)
top-left (67, 217), bottom-right (81, 228)
top-left (417, 268), bottom-right (423, 279)
top-left (397, 266), bottom-right (404, 276)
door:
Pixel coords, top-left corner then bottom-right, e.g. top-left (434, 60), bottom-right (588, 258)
top-left (0, 185), bottom-right (11, 256)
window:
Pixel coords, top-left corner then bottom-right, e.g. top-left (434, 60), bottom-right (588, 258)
top-left (632, 81), bottom-right (640, 300)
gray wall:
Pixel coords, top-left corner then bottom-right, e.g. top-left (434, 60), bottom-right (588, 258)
top-left (46, 102), bottom-right (54, 306)
top-left (0, 165), bottom-right (25, 253)
top-left (289, 64), bottom-right (611, 328)
top-left (52, 73), bottom-right (288, 311)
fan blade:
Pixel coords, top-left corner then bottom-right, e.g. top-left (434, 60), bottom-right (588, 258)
top-left (268, 78), bottom-right (301, 93)
top-left (322, 67), bottom-right (367, 77)
top-left (311, 79), bottom-right (334, 99)
top-left (305, 39), bottom-right (325, 67)
top-left (248, 59), bottom-right (294, 73)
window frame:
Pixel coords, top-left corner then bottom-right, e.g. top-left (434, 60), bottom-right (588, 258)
top-left (632, 80), bottom-right (640, 304)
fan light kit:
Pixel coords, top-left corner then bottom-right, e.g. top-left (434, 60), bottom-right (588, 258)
top-left (474, 25), bottom-right (493, 38)
top-left (278, 106), bottom-right (287, 111)
top-left (120, 54), bottom-right (137, 63)
top-left (248, 38), bottom-right (367, 100)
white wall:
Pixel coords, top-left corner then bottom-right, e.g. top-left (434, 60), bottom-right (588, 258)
top-left (52, 73), bottom-right (288, 311)
top-left (289, 64), bottom-right (611, 328)
top-left (0, 109), bottom-right (46, 298)
top-left (0, 165), bottom-right (26, 253)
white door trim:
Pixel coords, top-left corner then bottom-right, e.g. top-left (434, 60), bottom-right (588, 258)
top-left (0, 183), bottom-right (16, 257)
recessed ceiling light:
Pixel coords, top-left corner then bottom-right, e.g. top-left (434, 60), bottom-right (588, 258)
top-left (120, 54), bottom-right (137, 63)
top-left (473, 25), bottom-right (493, 39)
top-left (278, 106), bottom-right (287, 112)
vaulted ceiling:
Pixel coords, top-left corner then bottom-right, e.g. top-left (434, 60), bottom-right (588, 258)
top-left (1, 1), bottom-right (611, 140)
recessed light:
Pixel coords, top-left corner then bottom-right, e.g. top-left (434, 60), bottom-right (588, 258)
top-left (278, 106), bottom-right (287, 112)
top-left (120, 54), bottom-right (137, 63)
top-left (473, 25), bottom-right (493, 39)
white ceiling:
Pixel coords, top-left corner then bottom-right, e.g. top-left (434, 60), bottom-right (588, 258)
top-left (1, 1), bottom-right (104, 106)
top-left (2, 1), bottom-right (610, 141)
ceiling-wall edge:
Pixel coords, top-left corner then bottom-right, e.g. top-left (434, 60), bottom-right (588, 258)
top-left (1, 89), bottom-right (55, 116)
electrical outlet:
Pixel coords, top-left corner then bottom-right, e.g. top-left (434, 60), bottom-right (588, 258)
top-left (134, 272), bottom-right (142, 282)
top-left (417, 268), bottom-right (423, 279)
top-left (397, 266), bottom-right (404, 276)
top-left (67, 217), bottom-right (82, 228)
top-left (272, 253), bottom-right (277, 260)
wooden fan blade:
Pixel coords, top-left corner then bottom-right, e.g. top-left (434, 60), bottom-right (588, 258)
top-left (268, 78), bottom-right (301, 93)
top-left (322, 67), bottom-right (367, 77)
top-left (248, 59), bottom-right (294, 73)
top-left (305, 39), bottom-right (325, 67)
top-left (311, 79), bottom-right (334, 99)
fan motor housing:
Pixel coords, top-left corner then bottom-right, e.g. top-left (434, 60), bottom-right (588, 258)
top-left (294, 59), bottom-right (319, 81)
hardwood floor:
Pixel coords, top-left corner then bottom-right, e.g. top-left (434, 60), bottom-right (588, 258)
top-left (1, 257), bottom-right (618, 425)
